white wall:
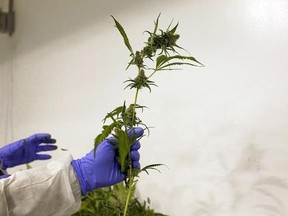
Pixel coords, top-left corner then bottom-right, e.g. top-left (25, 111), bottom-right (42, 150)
top-left (0, 34), bottom-right (14, 145)
top-left (1, 0), bottom-right (288, 215)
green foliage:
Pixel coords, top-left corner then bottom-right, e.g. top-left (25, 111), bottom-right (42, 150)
top-left (125, 69), bottom-right (157, 92)
top-left (94, 123), bottom-right (117, 151)
top-left (93, 14), bottom-right (203, 216)
top-left (72, 182), bottom-right (168, 216)
top-left (97, 13), bottom-right (202, 179)
top-left (155, 55), bottom-right (203, 71)
top-left (114, 128), bottom-right (131, 173)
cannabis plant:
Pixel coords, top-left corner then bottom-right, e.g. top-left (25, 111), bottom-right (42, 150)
top-left (72, 182), bottom-right (167, 216)
top-left (94, 14), bottom-right (203, 216)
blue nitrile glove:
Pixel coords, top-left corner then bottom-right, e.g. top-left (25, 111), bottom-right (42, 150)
top-left (71, 127), bottom-right (143, 196)
top-left (0, 133), bottom-right (57, 170)
top-left (0, 174), bottom-right (10, 180)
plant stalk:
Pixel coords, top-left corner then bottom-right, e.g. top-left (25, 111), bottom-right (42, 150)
top-left (123, 67), bottom-right (141, 216)
top-left (123, 165), bottom-right (134, 216)
top-left (147, 69), bottom-right (158, 80)
top-left (131, 66), bottom-right (141, 124)
top-left (132, 88), bottom-right (140, 123)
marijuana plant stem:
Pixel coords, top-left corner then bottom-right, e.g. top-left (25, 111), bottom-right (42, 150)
top-left (132, 87), bottom-right (140, 124)
top-left (123, 166), bottom-right (134, 216)
top-left (123, 86), bottom-right (139, 216)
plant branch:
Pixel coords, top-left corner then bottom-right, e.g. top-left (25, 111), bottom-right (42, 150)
top-left (147, 69), bottom-right (159, 80)
top-left (131, 68), bottom-right (141, 125)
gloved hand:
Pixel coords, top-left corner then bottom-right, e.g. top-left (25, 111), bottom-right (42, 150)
top-left (0, 133), bottom-right (57, 170)
top-left (71, 127), bottom-right (143, 196)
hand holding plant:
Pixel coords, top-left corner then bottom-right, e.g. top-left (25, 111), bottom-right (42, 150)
top-left (72, 127), bottom-right (143, 196)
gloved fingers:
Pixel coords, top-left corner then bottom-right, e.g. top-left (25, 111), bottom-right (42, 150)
top-left (28, 133), bottom-right (56, 145)
top-left (128, 127), bottom-right (144, 139)
top-left (106, 127), bottom-right (144, 145)
top-left (130, 150), bottom-right (140, 161)
top-left (106, 137), bottom-right (117, 145)
top-left (35, 145), bottom-right (58, 152)
top-left (35, 154), bottom-right (52, 160)
top-left (131, 149), bottom-right (140, 169)
top-left (132, 161), bottom-right (141, 170)
top-left (131, 140), bottom-right (141, 150)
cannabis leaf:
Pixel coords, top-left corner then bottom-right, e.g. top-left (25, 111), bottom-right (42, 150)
top-left (156, 55), bottom-right (203, 71)
top-left (114, 128), bottom-right (131, 173)
top-left (94, 123), bottom-right (117, 151)
top-left (111, 16), bottom-right (134, 57)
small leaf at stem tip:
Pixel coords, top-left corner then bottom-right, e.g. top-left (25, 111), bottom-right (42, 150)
top-left (153, 13), bottom-right (161, 35)
top-left (103, 105), bottom-right (125, 123)
top-left (169, 23), bottom-right (179, 34)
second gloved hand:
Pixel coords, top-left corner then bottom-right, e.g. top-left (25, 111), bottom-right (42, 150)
top-left (0, 133), bottom-right (57, 170)
top-left (71, 127), bottom-right (143, 196)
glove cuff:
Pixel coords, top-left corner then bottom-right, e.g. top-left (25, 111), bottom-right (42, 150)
top-left (0, 174), bottom-right (10, 179)
top-left (71, 159), bottom-right (88, 196)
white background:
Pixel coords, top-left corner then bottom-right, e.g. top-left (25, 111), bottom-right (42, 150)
top-left (1, 0), bottom-right (288, 215)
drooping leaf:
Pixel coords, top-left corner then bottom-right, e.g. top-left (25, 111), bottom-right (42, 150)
top-left (111, 16), bottom-right (134, 57)
top-left (103, 105), bottom-right (125, 123)
top-left (155, 55), bottom-right (168, 69)
top-left (94, 122), bottom-right (117, 151)
top-left (139, 163), bottom-right (166, 175)
top-left (167, 55), bottom-right (203, 65)
top-left (156, 54), bottom-right (203, 71)
top-left (158, 61), bottom-right (199, 70)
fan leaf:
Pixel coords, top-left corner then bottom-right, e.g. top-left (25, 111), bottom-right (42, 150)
top-left (111, 16), bottom-right (134, 57)
top-left (114, 128), bottom-right (131, 172)
top-left (156, 55), bottom-right (203, 71)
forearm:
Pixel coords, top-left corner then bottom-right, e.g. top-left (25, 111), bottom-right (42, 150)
top-left (0, 155), bottom-right (81, 216)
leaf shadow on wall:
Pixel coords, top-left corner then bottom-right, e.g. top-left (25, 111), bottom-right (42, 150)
top-left (192, 144), bottom-right (288, 216)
